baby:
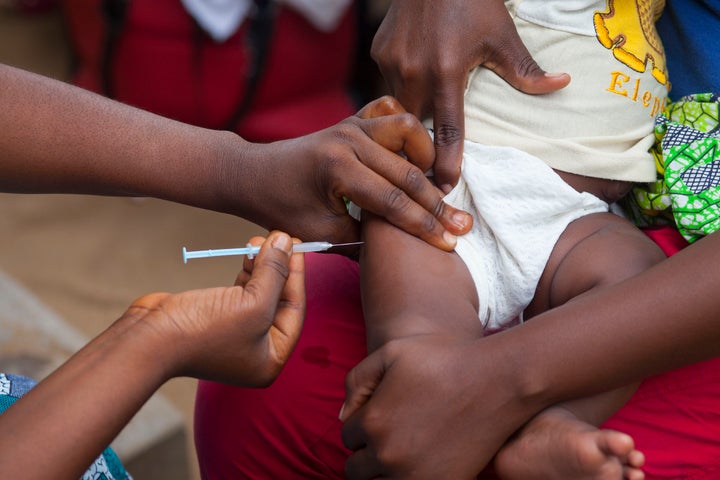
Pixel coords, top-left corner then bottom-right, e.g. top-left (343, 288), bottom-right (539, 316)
top-left (361, 1), bottom-right (668, 478)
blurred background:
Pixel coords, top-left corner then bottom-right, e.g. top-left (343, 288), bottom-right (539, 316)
top-left (0, 0), bottom-right (391, 477)
top-left (0, 1), bottom-right (390, 477)
top-left (0, 5), bottom-right (266, 479)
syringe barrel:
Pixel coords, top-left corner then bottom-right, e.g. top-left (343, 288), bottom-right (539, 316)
top-left (291, 242), bottom-right (333, 253)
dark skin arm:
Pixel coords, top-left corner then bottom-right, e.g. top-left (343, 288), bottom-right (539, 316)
top-left (351, 211), bottom-right (485, 479)
top-left (0, 64), bottom-right (471, 252)
top-left (360, 212), bottom-right (480, 354)
top-left (341, 231), bottom-right (720, 478)
top-left (372, 0), bottom-right (570, 190)
top-left (0, 232), bottom-right (304, 480)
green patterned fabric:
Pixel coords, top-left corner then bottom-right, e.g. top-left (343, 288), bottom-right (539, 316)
top-left (659, 93), bottom-right (720, 242)
top-left (625, 93), bottom-right (720, 242)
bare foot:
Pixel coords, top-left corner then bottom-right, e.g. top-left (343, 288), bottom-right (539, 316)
top-left (493, 407), bottom-right (645, 480)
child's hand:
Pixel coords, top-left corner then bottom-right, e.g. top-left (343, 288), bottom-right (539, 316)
top-left (124, 231), bottom-right (305, 387)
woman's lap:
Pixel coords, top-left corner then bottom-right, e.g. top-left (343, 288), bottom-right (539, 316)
top-left (195, 228), bottom-right (720, 479)
top-left (194, 253), bottom-right (364, 479)
top-left (603, 357), bottom-right (720, 479)
top-left (601, 226), bottom-right (720, 479)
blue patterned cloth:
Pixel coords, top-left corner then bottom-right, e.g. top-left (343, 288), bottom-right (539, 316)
top-left (0, 373), bottom-right (132, 480)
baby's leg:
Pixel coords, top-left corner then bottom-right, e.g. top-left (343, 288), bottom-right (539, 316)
top-left (493, 212), bottom-right (665, 480)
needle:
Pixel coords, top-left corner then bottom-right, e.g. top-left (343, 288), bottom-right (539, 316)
top-left (182, 241), bottom-right (363, 263)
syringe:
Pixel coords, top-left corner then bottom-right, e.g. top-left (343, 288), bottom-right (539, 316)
top-left (182, 241), bottom-right (363, 264)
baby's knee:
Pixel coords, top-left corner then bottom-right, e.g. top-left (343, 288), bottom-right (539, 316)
top-left (584, 221), bottom-right (666, 288)
top-left (546, 218), bottom-right (665, 307)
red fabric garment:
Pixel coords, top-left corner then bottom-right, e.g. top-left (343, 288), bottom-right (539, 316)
top-left (603, 357), bottom-right (720, 479)
top-left (602, 225), bottom-right (720, 479)
top-left (61, 0), bottom-right (357, 141)
top-left (195, 226), bottom-right (720, 479)
top-left (640, 225), bottom-right (691, 257)
top-left (195, 253), bottom-right (362, 478)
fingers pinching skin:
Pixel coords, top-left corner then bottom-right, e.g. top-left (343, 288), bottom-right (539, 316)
top-left (355, 95), bottom-right (407, 119)
top-left (241, 96), bottom-right (471, 252)
top-left (355, 99), bottom-right (435, 171)
top-left (349, 99), bottom-right (473, 247)
top-left (333, 145), bottom-right (466, 251)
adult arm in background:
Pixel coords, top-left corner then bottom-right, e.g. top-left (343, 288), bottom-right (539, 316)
top-left (372, 0), bottom-right (570, 190)
top-left (0, 64), bottom-right (470, 252)
top-left (341, 231), bottom-right (720, 479)
top-left (0, 232), bottom-right (303, 480)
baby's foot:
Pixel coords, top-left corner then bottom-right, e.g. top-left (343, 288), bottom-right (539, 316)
top-left (493, 407), bottom-right (644, 480)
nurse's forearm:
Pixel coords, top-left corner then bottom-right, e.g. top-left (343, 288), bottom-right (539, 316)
top-left (0, 63), bottom-right (245, 211)
top-left (0, 312), bottom-right (168, 480)
top-left (0, 64), bottom-right (472, 250)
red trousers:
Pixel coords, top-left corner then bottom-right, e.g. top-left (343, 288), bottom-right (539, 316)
top-left (195, 226), bottom-right (720, 479)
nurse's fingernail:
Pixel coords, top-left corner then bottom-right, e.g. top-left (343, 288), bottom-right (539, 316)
top-left (453, 212), bottom-right (471, 229)
top-left (271, 233), bottom-right (292, 254)
top-left (443, 231), bottom-right (457, 249)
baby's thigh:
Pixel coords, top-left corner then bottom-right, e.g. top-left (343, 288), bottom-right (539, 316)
top-left (529, 212), bottom-right (666, 314)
